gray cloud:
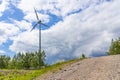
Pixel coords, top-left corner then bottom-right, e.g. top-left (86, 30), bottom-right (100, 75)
top-left (0, 29), bottom-right (5, 36)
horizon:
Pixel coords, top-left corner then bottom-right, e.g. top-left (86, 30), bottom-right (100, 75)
top-left (0, 0), bottom-right (120, 64)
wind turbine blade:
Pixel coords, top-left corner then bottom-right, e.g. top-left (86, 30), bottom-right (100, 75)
top-left (34, 8), bottom-right (39, 20)
top-left (41, 23), bottom-right (49, 27)
top-left (30, 23), bottom-right (38, 31)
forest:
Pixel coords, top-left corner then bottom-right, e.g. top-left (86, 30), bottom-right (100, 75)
top-left (0, 51), bottom-right (46, 69)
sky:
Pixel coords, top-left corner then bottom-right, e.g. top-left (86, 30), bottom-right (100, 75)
top-left (0, 0), bottom-right (120, 64)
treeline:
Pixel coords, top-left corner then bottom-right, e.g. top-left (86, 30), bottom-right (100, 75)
top-left (0, 51), bottom-right (46, 69)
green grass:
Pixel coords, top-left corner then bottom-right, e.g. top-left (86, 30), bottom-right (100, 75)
top-left (0, 58), bottom-right (84, 80)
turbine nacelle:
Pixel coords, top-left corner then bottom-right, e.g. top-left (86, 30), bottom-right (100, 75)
top-left (38, 20), bottom-right (42, 24)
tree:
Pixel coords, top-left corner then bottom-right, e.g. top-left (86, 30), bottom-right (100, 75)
top-left (0, 55), bottom-right (10, 69)
top-left (107, 38), bottom-right (120, 55)
top-left (22, 52), bottom-right (30, 69)
top-left (29, 52), bottom-right (38, 68)
top-left (36, 51), bottom-right (46, 68)
top-left (82, 53), bottom-right (86, 59)
top-left (0, 51), bottom-right (46, 69)
top-left (11, 52), bottom-right (25, 69)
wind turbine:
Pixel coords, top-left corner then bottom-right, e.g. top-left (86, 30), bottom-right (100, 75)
top-left (31, 8), bottom-right (48, 52)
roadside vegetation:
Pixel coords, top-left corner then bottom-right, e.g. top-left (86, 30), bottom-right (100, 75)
top-left (0, 51), bottom-right (46, 69)
top-left (0, 50), bottom-right (47, 80)
top-left (0, 54), bottom-right (86, 80)
top-left (107, 37), bottom-right (120, 55)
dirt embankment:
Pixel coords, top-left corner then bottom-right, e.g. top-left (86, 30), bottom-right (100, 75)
top-left (36, 55), bottom-right (120, 80)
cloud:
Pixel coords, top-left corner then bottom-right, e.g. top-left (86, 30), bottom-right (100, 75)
top-left (41, 11), bottom-right (115, 62)
top-left (9, 0), bottom-right (120, 64)
top-left (17, 0), bottom-right (115, 18)
top-left (11, 19), bottom-right (32, 30)
top-left (17, 0), bottom-right (100, 21)
top-left (0, 50), bottom-right (6, 54)
top-left (0, 18), bottom-right (34, 46)
top-left (9, 30), bottom-right (39, 53)
top-left (23, 12), bottom-right (50, 23)
top-left (0, 21), bottom-right (19, 45)
top-left (0, 0), bottom-right (9, 17)
top-left (16, 0), bottom-right (50, 23)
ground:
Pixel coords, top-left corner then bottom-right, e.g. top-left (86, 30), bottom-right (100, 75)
top-left (35, 55), bottom-right (120, 80)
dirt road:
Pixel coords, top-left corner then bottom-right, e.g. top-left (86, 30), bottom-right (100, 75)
top-left (36, 55), bottom-right (120, 80)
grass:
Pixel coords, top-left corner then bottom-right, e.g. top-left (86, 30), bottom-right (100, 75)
top-left (0, 58), bottom-right (84, 80)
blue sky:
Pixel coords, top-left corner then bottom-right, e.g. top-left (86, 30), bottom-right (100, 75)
top-left (0, 0), bottom-right (120, 64)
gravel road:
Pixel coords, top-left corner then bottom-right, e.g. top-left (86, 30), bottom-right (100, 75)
top-left (36, 55), bottom-right (120, 80)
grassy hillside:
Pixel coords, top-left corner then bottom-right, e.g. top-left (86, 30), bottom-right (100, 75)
top-left (0, 58), bottom-right (84, 80)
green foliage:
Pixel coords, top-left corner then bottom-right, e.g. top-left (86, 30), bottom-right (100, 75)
top-left (0, 51), bottom-right (46, 69)
top-left (0, 56), bottom-right (85, 80)
top-left (82, 53), bottom-right (86, 59)
top-left (0, 55), bottom-right (10, 69)
top-left (0, 70), bottom-right (34, 80)
top-left (107, 38), bottom-right (120, 55)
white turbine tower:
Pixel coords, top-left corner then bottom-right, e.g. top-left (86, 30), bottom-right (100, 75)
top-left (31, 8), bottom-right (48, 52)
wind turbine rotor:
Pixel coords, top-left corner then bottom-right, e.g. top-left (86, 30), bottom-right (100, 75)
top-left (41, 23), bottom-right (49, 27)
top-left (31, 23), bottom-right (38, 31)
top-left (34, 8), bottom-right (39, 20)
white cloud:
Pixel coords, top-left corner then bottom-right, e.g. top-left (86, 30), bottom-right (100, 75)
top-left (10, 30), bottom-right (39, 53)
top-left (11, 19), bottom-right (32, 30)
top-left (17, 0), bottom-right (94, 21)
top-left (17, 0), bottom-right (115, 17)
top-left (9, 0), bottom-right (120, 63)
top-left (0, 0), bottom-right (9, 17)
top-left (0, 22), bottom-right (19, 45)
top-left (0, 50), bottom-right (6, 54)
top-left (24, 12), bottom-right (50, 23)
top-left (16, 0), bottom-right (116, 24)
top-left (17, 0), bottom-right (50, 23)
